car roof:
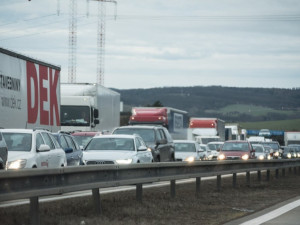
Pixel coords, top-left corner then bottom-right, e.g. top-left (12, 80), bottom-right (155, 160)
top-left (71, 131), bottom-right (101, 136)
top-left (115, 125), bottom-right (163, 130)
top-left (93, 134), bottom-right (137, 139)
top-left (207, 142), bottom-right (224, 144)
top-left (174, 140), bottom-right (197, 143)
top-left (224, 140), bottom-right (249, 143)
top-left (1, 128), bottom-right (36, 133)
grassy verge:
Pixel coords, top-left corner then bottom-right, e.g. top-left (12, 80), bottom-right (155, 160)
top-left (239, 119), bottom-right (300, 131)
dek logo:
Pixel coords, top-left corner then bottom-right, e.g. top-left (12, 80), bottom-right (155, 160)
top-left (26, 61), bottom-right (60, 126)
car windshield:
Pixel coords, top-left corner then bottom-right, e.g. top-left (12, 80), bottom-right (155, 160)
top-left (261, 142), bottom-right (279, 150)
top-left (175, 143), bottom-right (196, 152)
top-left (60, 105), bottom-right (90, 126)
top-left (113, 128), bottom-right (155, 143)
top-left (73, 135), bottom-right (93, 147)
top-left (222, 142), bottom-right (249, 151)
top-left (85, 138), bottom-right (135, 151)
top-left (3, 133), bottom-right (32, 152)
top-left (207, 143), bottom-right (222, 150)
top-left (253, 146), bottom-right (264, 152)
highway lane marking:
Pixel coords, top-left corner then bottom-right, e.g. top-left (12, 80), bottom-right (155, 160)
top-left (240, 199), bottom-right (300, 225)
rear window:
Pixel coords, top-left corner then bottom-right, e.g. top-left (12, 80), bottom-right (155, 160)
top-left (113, 128), bottom-right (155, 143)
top-left (222, 142), bottom-right (249, 151)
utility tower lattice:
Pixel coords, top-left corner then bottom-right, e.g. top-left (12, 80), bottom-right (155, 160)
top-left (68, 0), bottom-right (77, 83)
top-left (94, 0), bottom-right (117, 86)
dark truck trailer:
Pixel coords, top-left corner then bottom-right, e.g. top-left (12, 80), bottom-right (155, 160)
top-left (129, 107), bottom-right (189, 140)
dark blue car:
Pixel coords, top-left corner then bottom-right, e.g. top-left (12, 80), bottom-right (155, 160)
top-left (52, 132), bottom-right (83, 166)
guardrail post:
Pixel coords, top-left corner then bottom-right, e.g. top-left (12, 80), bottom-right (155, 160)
top-left (170, 180), bottom-right (176, 198)
top-left (136, 184), bottom-right (143, 202)
top-left (289, 167), bottom-right (292, 174)
top-left (246, 171), bottom-right (250, 187)
top-left (232, 173), bottom-right (237, 188)
top-left (275, 169), bottom-right (279, 179)
top-left (30, 196), bottom-right (40, 225)
top-left (266, 170), bottom-right (270, 181)
top-left (196, 177), bottom-right (201, 197)
top-left (217, 175), bottom-right (221, 191)
top-left (92, 188), bottom-right (101, 215)
top-left (282, 168), bottom-right (286, 177)
top-left (257, 170), bottom-right (261, 183)
top-left (294, 167), bottom-right (297, 175)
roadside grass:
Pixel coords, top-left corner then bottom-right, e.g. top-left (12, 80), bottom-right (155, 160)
top-left (1, 171), bottom-right (300, 225)
top-left (205, 104), bottom-right (298, 117)
top-left (240, 118), bottom-right (300, 131)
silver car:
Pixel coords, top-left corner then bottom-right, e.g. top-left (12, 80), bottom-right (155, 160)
top-left (252, 144), bottom-right (270, 160)
top-left (174, 140), bottom-right (201, 162)
top-left (82, 134), bottom-right (153, 165)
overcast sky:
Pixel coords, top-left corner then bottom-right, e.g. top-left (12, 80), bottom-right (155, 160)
top-left (0, 0), bottom-right (299, 89)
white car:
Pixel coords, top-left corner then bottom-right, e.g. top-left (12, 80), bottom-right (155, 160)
top-left (2, 129), bottom-right (67, 169)
top-left (174, 140), bottom-right (201, 162)
top-left (82, 134), bottom-right (153, 165)
top-left (252, 144), bottom-right (270, 160)
top-left (207, 141), bottom-right (224, 160)
top-left (199, 144), bottom-right (213, 160)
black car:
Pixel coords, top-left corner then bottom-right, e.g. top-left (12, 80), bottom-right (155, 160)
top-left (112, 125), bottom-right (175, 162)
top-left (52, 132), bottom-right (83, 166)
top-left (0, 131), bottom-right (8, 169)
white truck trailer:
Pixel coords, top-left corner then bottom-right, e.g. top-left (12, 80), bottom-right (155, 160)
top-left (60, 83), bottom-right (120, 132)
top-left (284, 131), bottom-right (300, 146)
top-left (0, 47), bottom-right (61, 131)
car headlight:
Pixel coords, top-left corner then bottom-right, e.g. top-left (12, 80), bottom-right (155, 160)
top-left (287, 153), bottom-right (292, 159)
top-left (116, 159), bottom-right (133, 164)
top-left (267, 155), bottom-right (271, 160)
top-left (147, 147), bottom-right (152, 152)
top-left (184, 156), bottom-right (195, 163)
top-left (258, 155), bottom-right (264, 160)
top-left (297, 153), bottom-right (300, 157)
top-left (274, 152), bottom-right (279, 157)
top-left (7, 159), bottom-right (27, 169)
top-left (218, 154), bottom-right (225, 160)
top-left (242, 154), bottom-right (249, 160)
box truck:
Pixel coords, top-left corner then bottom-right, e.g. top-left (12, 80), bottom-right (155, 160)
top-left (0, 47), bottom-right (61, 131)
top-left (60, 83), bottom-right (120, 132)
top-left (187, 118), bottom-right (225, 144)
top-left (284, 131), bottom-right (300, 146)
top-left (128, 107), bottom-right (189, 140)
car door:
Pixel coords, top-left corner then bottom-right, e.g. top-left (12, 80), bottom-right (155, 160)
top-left (157, 128), bottom-right (170, 161)
top-left (65, 135), bottom-right (81, 166)
top-left (135, 137), bottom-right (148, 163)
top-left (35, 132), bottom-right (50, 168)
top-left (41, 132), bottom-right (60, 168)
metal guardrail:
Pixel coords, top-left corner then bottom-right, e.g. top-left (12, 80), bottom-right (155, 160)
top-left (1, 159), bottom-right (300, 225)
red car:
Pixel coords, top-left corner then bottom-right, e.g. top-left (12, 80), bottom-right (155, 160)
top-left (218, 141), bottom-right (255, 160)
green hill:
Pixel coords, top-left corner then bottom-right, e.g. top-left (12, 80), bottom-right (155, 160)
top-left (114, 86), bottom-right (300, 123)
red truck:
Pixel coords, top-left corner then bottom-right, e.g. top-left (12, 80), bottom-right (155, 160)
top-left (129, 107), bottom-right (189, 140)
top-left (187, 118), bottom-right (225, 144)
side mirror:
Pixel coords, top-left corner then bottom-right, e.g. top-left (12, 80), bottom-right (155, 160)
top-left (94, 109), bottom-right (99, 118)
top-left (38, 144), bottom-right (50, 152)
top-left (138, 146), bottom-right (147, 151)
top-left (94, 119), bottom-right (100, 125)
top-left (156, 139), bottom-right (167, 146)
top-left (64, 147), bottom-right (73, 153)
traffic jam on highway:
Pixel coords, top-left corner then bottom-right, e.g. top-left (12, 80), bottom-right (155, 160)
top-left (1, 47), bottom-right (300, 171)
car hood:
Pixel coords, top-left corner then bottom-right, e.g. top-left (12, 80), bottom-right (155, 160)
top-left (175, 152), bottom-right (197, 160)
top-left (83, 150), bottom-right (136, 161)
top-left (8, 151), bottom-right (33, 162)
